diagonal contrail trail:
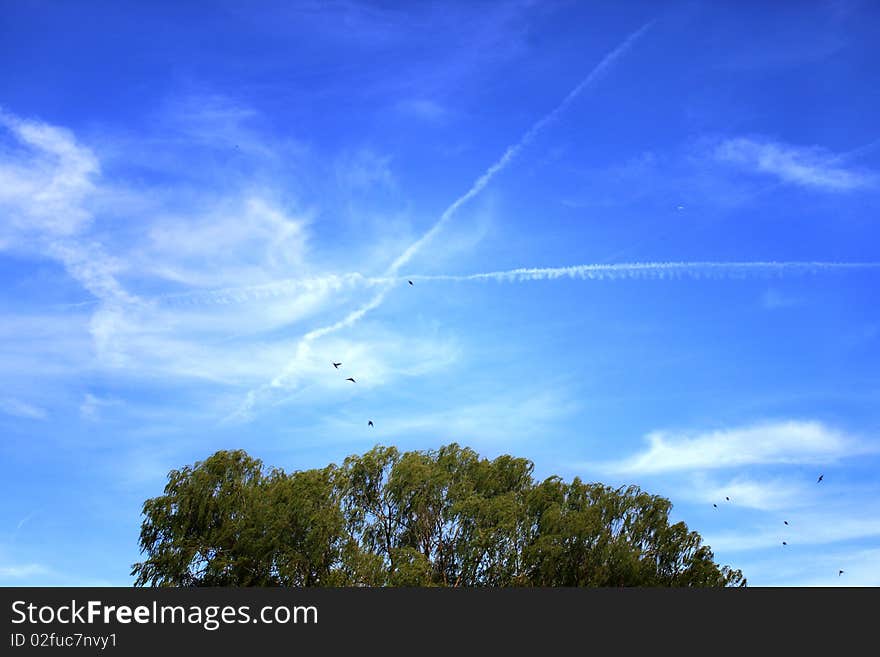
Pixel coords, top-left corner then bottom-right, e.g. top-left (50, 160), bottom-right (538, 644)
top-left (231, 22), bottom-right (657, 419)
top-left (386, 20), bottom-right (656, 277)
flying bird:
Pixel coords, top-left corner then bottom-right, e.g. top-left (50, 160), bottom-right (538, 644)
top-left (368, 420), bottom-right (373, 427)
top-left (782, 541), bottom-right (787, 546)
top-left (839, 570), bottom-right (844, 576)
top-left (333, 362), bottom-right (342, 369)
top-left (346, 377), bottom-right (356, 383)
top-left (817, 474), bottom-right (824, 483)
top-left (408, 280), bottom-right (413, 285)
top-left (725, 497), bottom-right (730, 501)
top-left (713, 504), bottom-right (717, 508)
top-left (784, 521), bottom-right (789, 526)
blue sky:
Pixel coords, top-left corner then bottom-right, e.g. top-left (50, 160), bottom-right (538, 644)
top-left (1, 0), bottom-right (879, 586)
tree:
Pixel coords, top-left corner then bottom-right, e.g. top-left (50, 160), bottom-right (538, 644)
top-left (132, 450), bottom-right (272, 586)
top-left (132, 444), bottom-right (745, 587)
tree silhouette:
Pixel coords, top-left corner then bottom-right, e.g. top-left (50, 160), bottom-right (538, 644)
top-left (132, 444), bottom-right (745, 587)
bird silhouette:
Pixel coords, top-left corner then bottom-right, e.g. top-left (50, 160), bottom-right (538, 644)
top-left (408, 280), bottom-right (413, 285)
top-left (346, 377), bottom-right (356, 383)
top-left (782, 541), bottom-right (787, 546)
top-left (817, 474), bottom-right (824, 483)
top-left (333, 362), bottom-right (342, 369)
top-left (368, 420), bottom-right (373, 427)
top-left (839, 570), bottom-right (844, 576)
top-left (713, 503), bottom-right (717, 508)
top-left (725, 496), bottom-right (730, 501)
top-left (784, 521), bottom-right (789, 526)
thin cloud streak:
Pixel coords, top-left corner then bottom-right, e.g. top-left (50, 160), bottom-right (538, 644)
top-left (592, 420), bottom-right (871, 476)
top-left (131, 261), bottom-right (880, 309)
top-left (235, 22), bottom-right (655, 418)
top-left (715, 137), bottom-right (878, 191)
top-left (409, 261), bottom-right (880, 283)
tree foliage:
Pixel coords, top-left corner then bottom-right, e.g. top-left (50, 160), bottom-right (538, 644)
top-left (132, 444), bottom-right (745, 587)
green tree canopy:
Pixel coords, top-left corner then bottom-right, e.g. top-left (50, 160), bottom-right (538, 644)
top-left (132, 444), bottom-right (745, 587)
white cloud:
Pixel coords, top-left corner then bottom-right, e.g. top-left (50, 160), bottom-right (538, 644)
top-left (47, 240), bottom-right (138, 305)
top-left (714, 137), bottom-right (876, 191)
top-left (0, 398), bottom-right (47, 420)
top-left (0, 109), bottom-right (144, 374)
top-left (144, 195), bottom-right (314, 288)
top-left (594, 420), bottom-right (870, 475)
top-left (0, 109), bottom-right (372, 392)
top-left (0, 110), bottom-right (98, 240)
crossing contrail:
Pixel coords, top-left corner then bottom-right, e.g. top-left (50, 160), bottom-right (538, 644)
top-left (386, 20), bottom-right (656, 277)
top-left (154, 260), bottom-right (880, 309)
top-left (231, 22), bottom-right (658, 419)
top-left (404, 261), bottom-right (880, 283)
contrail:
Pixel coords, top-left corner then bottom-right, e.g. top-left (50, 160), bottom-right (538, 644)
top-left (405, 261), bottom-right (880, 283)
top-left (387, 20), bottom-right (655, 276)
top-left (231, 23), bottom-right (657, 419)
top-left (157, 260), bottom-right (880, 310)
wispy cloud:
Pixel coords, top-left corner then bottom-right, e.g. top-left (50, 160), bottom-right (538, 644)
top-left (0, 398), bottom-right (48, 420)
top-left (593, 420), bottom-right (871, 475)
top-left (142, 195), bottom-right (314, 288)
top-left (714, 137), bottom-right (877, 191)
top-left (0, 109), bottom-right (99, 239)
top-left (0, 108), bottom-right (371, 388)
top-left (0, 109), bottom-right (147, 374)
